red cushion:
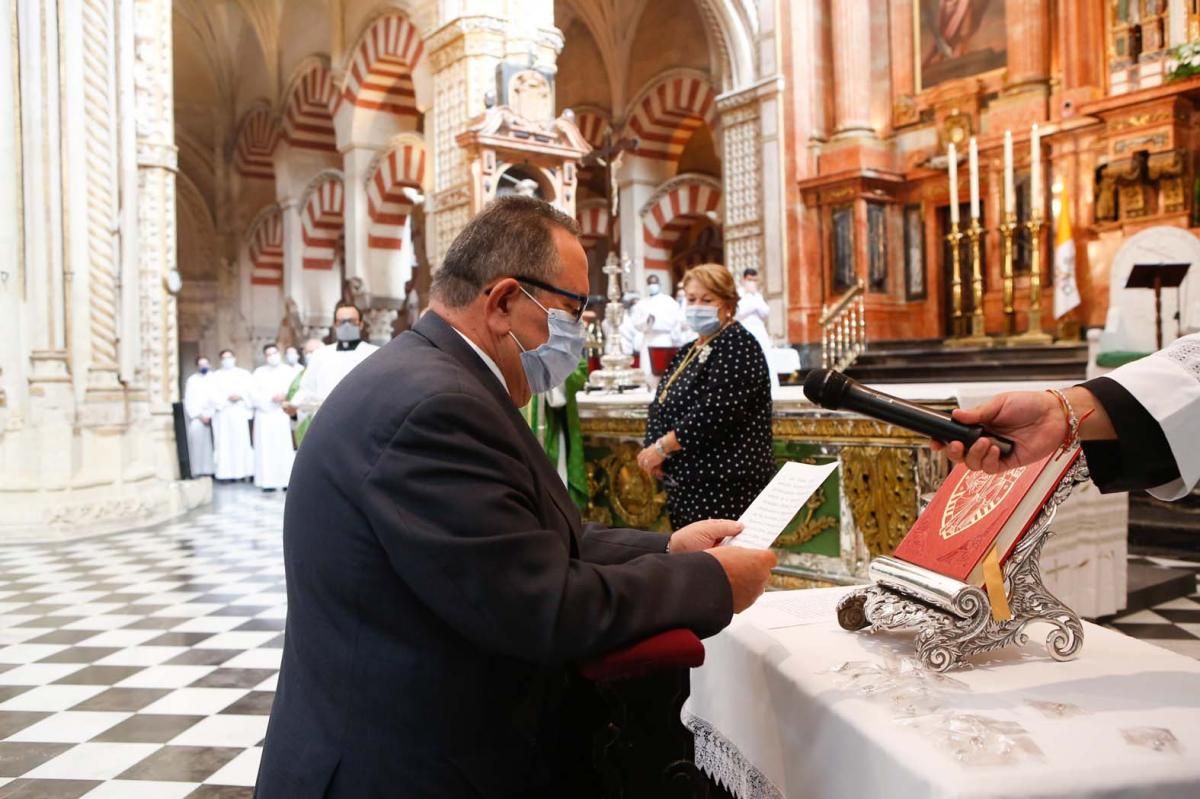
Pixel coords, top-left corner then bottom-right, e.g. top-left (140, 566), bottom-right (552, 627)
top-left (578, 629), bottom-right (705, 682)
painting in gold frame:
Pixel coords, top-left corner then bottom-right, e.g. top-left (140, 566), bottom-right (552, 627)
top-left (915, 0), bottom-right (1008, 92)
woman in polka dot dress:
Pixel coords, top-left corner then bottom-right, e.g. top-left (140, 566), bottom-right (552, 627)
top-left (637, 263), bottom-right (776, 530)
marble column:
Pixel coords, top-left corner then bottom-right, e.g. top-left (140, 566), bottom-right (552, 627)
top-left (830, 0), bottom-right (874, 137)
top-left (342, 146), bottom-right (375, 290)
top-left (279, 198), bottom-right (306, 321)
top-left (1005, 0), bottom-right (1050, 89)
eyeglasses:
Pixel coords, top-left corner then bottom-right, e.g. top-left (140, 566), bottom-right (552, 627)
top-left (482, 276), bottom-right (589, 323)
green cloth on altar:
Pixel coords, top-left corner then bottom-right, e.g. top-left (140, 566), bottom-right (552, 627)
top-left (520, 361), bottom-right (589, 509)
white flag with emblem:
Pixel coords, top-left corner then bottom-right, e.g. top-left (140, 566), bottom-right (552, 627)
top-left (1053, 185), bottom-right (1081, 319)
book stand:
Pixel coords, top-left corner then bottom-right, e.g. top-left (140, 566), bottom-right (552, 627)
top-left (836, 458), bottom-right (1091, 672)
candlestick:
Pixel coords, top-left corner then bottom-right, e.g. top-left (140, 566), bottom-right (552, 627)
top-left (948, 143), bottom-right (959, 225)
top-left (1030, 124), bottom-right (1042, 217)
top-left (966, 219), bottom-right (988, 342)
top-left (1003, 130), bottom-right (1015, 216)
top-left (969, 137), bottom-right (980, 220)
top-left (947, 222), bottom-right (964, 336)
top-left (1000, 213), bottom-right (1017, 335)
top-left (1012, 212), bottom-right (1053, 345)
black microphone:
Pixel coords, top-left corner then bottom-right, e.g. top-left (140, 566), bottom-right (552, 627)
top-left (803, 369), bottom-right (1015, 458)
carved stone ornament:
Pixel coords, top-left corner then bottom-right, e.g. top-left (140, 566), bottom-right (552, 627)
top-left (508, 69), bottom-right (553, 124)
top-left (837, 458), bottom-right (1091, 672)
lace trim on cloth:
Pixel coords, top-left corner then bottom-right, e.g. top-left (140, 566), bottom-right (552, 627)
top-left (682, 708), bottom-right (783, 799)
top-left (1162, 336), bottom-right (1200, 383)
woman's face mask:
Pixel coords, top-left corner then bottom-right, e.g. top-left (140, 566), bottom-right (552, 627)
top-left (685, 305), bottom-right (722, 336)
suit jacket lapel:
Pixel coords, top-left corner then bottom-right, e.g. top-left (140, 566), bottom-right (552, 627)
top-left (412, 313), bottom-right (583, 545)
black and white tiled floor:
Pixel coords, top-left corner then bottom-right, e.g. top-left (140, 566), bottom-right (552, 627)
top-left (0, 485), bottom-right (284, 798)
top-left (0, 486), bottom-right (1196, 797)
top-left (1106, 554), bottom-right (1200, 660)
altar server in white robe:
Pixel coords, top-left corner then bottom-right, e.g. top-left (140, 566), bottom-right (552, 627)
top-left (210, 348), bottom-right (256, 481)
top-left (630, 274), bottom-right (683, 376)
top-left (182, 356), bottom-right (215, 477)
top-left (735, 268), bottom-right (778, 389)
top-left (252, 343), bottom-right (298, 491)
top-left (617, 293), bottom-right (643, 357)
top-left (942, 332), bottom-right (1200, 500)
top-left (289, 301), bottom-right (379, 418)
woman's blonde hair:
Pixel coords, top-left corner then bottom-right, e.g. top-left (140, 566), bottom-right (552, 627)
top-left (682, 263), bottom-right (738, 317)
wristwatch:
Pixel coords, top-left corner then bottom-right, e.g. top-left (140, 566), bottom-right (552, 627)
top-left (654, 439), bottom-right (670, 458)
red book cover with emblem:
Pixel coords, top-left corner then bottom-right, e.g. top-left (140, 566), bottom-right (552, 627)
top-left (892, 448), bottom-right (1081, 585)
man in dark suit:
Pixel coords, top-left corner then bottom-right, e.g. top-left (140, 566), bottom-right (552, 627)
top-left (255, 196), bottom-right (776, 798)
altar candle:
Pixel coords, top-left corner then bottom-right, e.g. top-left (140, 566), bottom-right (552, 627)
top-left (948, 143), bottom-right (959, 226)
top-left (968, 137), bottom-right (980, 220)
top-left (1003, 130), bottom-right (1015, 216)
top-left (1030, 123), bottom-right (1042, 217)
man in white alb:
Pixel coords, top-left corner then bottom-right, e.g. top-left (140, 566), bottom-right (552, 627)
top-left (209, 348), bottom-right (256, 481)
top-left (252, 343), bottom-right (299, 491)
top-left (735, 268), bottom-right (778, 389)
top-left (288, 301), bottom-right (380, 421)
top-left (182, 356), bottom-right (215, 477)
top-left (630, 274), bottom-right (682, 376)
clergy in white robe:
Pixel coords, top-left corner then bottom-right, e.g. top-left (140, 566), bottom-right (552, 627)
top-left (182, 357), bottom-right (215, 477)
top-left (289, 302), bottom-right (380, 422)
top-left (210, 349), bottom-right (256, 481)
top-left (252, 344), bottom-right (299, 490)
top-left (629, 275), bottom-right (683, 376)
top-left (945, 332), bottom-right (1199, 500)
top-left (735, 269), bottom-right (778, 389)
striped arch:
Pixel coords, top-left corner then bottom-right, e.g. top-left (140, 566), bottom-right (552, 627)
top-left (576, 200), bottom-right (612, 249)
top-left (301, 174), bottom-right (345, 270)
top-left (367, 140), bottom-right (428, 250)
top-left (641, 175), bottom-right (722, 270)
top-left (341, 12), bottom-right (424, 118)
top-left (283, 62), bottom-right (337, 152)
top-left (572, 108), bottom-right (610, 151)
top-left (625, 72), bottom-right (718, 162)
top-left (233, 103), bottom-right (280, 180)
top-left (248, 206), bottom-right (284, 286)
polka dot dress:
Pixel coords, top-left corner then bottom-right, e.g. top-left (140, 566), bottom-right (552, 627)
top-left (645, 321), bottom-right (775, 530)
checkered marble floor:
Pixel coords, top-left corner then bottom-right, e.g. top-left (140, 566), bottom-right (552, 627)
top-left (0, 484), bottom-right (285, 798)
top-left (1105, 554), bottom-right (1200, 660)
top-left (0, 486), bottom-right (1196, 798)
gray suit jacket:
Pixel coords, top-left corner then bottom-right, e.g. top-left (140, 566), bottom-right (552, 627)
top-left (256, 311), bottom-right (732, 799)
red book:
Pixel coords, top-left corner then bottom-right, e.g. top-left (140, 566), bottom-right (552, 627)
top-left (891, 448), bottom-right (1081, 585)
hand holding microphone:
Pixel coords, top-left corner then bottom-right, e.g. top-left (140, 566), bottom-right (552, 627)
top-left (803, 369), bottom-right (1017, 463)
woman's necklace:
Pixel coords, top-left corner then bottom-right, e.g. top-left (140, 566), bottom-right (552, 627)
top-left (657, 321), bottom-right (732, 401)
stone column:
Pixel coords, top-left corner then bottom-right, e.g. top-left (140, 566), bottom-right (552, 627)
top-left (133, 0), bottom-right (179, 410)
top-left (426, 17), bottom-right (507, 269)
top-left (1005, 0), bottom-right (1050, 89)
top-left (616, 154), bottom-right (666, 289)
top-left (279, 198), bottom-right (306, 320)
top-left (830, 0), bottom-right (873, 137)
top-left (342, 146), bottom-right (376, 288)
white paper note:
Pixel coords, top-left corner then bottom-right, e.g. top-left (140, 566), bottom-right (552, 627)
top-left (725, 460), bottom-right (840, 550)
top-left (751, 587), bottom-right (856, 630)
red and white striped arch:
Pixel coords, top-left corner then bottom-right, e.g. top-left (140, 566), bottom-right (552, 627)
top-left (233, 104), bottom-right (280, 180)
top-left (301, 174), bottom-right (345, 270)
top-left (366, 141), bottom-right (427, 250)
top-left (641, 177), bottom-right (722, 271)
top-left (572, 109), bottom-right (610, 151)
top-left (248, 207), bottom-right (284, 286)
top-left (341, 13), bottom-right (423, 118)
top-left (576, 200), bottom-right (612, 249)
top-left (283, 62), bottom-right (338, 153)
top-left (626, 73), bottom-right (717, 162)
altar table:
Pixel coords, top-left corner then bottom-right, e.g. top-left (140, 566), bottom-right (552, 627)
top-left (684, 588), bottom-right (1200, 799)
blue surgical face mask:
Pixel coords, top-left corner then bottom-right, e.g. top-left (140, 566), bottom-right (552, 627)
top-left (647, 284), bottom-right (661, 296)
top-left (335, 321), bottom-right (361, 342)
top-left (198, 365), bottom-right (210, 375)
top-left (510, 288), bottom-right (586, 394)
top-left (685, 305), bottom-right (722, 336)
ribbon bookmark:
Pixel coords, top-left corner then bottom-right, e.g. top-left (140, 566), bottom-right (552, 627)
top-left (982, 547), bottom-right (1013, 622)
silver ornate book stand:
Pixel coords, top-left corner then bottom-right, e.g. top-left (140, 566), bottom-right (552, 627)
top-left (837, 458), bottom-right (1091, 672)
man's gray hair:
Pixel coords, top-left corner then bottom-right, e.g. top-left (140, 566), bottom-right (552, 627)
top-left (431, 195), bottom-right (580, 308)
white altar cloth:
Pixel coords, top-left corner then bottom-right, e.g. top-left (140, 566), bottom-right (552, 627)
top-left (685, 588), bottom-right (1200, 799)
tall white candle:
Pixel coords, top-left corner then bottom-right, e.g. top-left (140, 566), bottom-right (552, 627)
top-left (948, 142), bottom-right (959, 226)
top-left (1003, 130), bottom-right (1015, 216)
top-left (1030, 123), bottom-right (1042, 217)
top-left (968, 137), bottom-right (980, 220)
